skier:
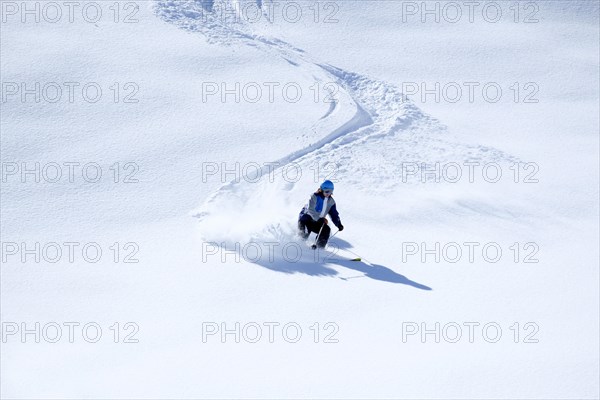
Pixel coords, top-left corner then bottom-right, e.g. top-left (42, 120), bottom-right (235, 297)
top-left (298, 180), bottom-right (344, 248)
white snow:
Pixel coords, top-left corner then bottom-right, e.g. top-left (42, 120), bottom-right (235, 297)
top-left (1, 0), bottom-right (598, 398)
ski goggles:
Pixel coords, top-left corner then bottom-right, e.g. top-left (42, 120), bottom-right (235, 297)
top-left (323, 190), bottom-right (333, 194)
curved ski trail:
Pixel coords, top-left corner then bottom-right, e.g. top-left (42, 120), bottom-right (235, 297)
top-left (154, 0), bottom-right (516, 247)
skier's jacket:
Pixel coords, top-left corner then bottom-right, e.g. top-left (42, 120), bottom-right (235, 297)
top-left (299, 191), bottom-right (342, 228)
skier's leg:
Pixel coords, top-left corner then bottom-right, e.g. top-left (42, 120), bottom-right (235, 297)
top-left (303, 216), bottom-right (321, 234)
top-left (316, 223), bottom-right (331, 248)
top-left (297, 214), bottom-right (312, 239)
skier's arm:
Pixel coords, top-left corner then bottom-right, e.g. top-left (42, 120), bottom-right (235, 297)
top-left (306, 193), bottom-right (318, 214)
top-left (301, 194), bottom-right (314, 214)
top-left (328, 204), bottom-right (343, 229)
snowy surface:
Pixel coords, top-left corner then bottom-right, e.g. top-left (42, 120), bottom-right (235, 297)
top-left (1, 0), bottom-right (599, 398)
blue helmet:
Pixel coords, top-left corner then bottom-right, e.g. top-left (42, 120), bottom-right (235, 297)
top-left (320, 180), bottom-right (334, 192)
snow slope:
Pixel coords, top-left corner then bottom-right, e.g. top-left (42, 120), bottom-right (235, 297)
top-left (156, 0), bottom-right (516, 241)
top-left (1, 0), bottom-right (598, 398)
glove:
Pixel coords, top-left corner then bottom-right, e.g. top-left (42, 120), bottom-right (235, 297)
top-left (337, 224), bottom-right (344, 231)
top-left (318, 218), bottom-right (328, 225)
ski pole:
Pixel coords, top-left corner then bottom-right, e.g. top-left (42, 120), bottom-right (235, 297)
top-left (331, 229), bottom-right (366, 262)
top-left (312, 223), bottom-right (325, 249)
top-left (322, 229), bottom-right (362, 262)
top-left (329, 229), bottom-right (340, 241)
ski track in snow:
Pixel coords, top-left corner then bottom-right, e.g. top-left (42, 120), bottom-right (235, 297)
top-left (154, 0), bottom-right (518, 267)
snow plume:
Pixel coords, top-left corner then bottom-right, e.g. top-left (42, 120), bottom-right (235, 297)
top-left (194, 176), bottom-right (301, 247)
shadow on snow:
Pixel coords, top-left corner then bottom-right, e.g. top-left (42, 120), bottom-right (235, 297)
top-left (250, 237), bottom-right (432, 291)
